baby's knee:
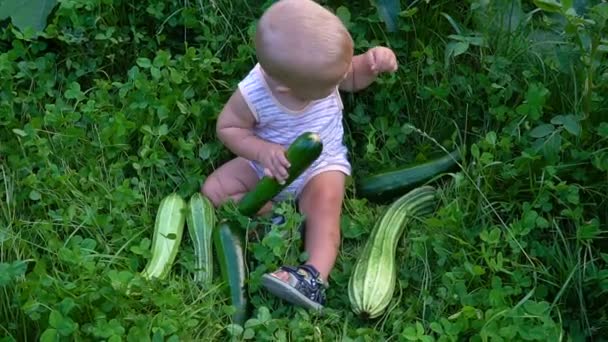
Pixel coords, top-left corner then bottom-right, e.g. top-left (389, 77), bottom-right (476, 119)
top-left (301, 186), bottom-right (344, 216)
top-left (314, 187), bottom-right (343, 206)
top-left (309, 182), bottom-right (343, 204)
top-left (201, 176), bottom-right (224, 207)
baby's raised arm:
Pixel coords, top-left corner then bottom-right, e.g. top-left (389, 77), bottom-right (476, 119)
top-left (340, 46), bottom-right (398, 92)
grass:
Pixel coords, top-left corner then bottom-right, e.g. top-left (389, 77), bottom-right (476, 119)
top-left (1, 0), bottom-right (607, 341)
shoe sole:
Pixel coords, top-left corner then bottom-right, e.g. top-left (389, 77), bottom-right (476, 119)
top-left (261, 274), bottom-right (324, 312)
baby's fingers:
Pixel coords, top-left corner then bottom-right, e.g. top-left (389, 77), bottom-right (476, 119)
top-left (272, 149), bottom-right (290, 174)
top-left (388, 58), bottom-right (398, 72)
top-left (278, 151), bottom-right (291, 169)
top-left (271, 159), bottom-right (289, 183)
top-left (368, 49), bottom-right (378, 74)
top-left (378, 53), bottom-right (397, 71)
top-left (264, 166), bottom-right (286, 184)
top-left (263, 168), bottom-right (273, 178)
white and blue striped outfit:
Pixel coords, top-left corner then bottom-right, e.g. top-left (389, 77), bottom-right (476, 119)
top-left (238, 63), bottom-right (351, 202)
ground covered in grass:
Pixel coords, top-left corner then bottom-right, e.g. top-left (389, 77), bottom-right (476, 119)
top-left (1, 0), bottom-right (607, 341)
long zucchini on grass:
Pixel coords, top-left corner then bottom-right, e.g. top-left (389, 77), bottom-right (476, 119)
top-left (238, 131), bottom-right (323, 217)
top-left (213, 219), bottom-right (248, 325)
top-left (141, 193), bottom-right (187, 280)
top-left (186, 193), bottom-right (216, 288)
top-left (357, 149), bottom-right (461, 202)
top-left (348, 186), bottom-right (437, 319)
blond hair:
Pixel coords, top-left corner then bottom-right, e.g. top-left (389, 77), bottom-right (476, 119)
top-left (255, 0), bottom-right (353, 87)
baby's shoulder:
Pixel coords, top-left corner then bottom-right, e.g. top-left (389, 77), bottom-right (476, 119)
top-left (236, 64), bottom-right (276, 123)
top-left (238, 64), bottom-right (268, 99)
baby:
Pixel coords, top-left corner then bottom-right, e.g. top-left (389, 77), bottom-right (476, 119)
top-left (202, 0), bottom-right (398, 311)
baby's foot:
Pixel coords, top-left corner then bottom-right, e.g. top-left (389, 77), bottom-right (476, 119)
top-left (268, 269), bottom-right (290, 282)
top-left (261, 264), bottom-right (327, 311)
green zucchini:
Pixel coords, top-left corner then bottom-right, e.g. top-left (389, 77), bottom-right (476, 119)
top-left (348, 186), bottom-right (437, 319)
top-left (212, 132), bottom-right (322, 324)
top-left (213, 219), bottom-right (248, 325)
top-left (186, 193), bottom-right (216, 288)
top-left (238, 131), bottom-right (323, 217)
top-left (357, 149), bottom-right (461, 201)
top-left (141, 193), bottom-right (187, 280)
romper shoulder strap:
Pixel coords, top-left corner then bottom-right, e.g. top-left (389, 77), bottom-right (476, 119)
top-left (237, 64), bottom-right (272, 125)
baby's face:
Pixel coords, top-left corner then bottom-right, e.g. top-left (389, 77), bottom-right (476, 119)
top-left (287, 63), bottom-right (350, 101)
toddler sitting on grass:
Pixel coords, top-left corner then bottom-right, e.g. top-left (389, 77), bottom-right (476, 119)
top-left (202, 0), bottom-right (398, 311)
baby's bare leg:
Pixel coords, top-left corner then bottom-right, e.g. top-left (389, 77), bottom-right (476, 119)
top-left (297, 171), bottom-right (345, 282)
top-left (201, 157), bottom-right (272, 215)
top-left (269, 170), bottom-right (345, 283)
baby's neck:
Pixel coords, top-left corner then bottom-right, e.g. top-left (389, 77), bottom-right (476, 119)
top-left (260, 69), bottom-right (312, 112)
top-left (271, 90), bottom-right (311, 112)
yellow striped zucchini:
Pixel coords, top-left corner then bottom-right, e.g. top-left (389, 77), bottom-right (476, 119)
top-left (348, 186), bottom-right (437, 319)
top-left (186, 193), bottom-right (216, 288)
top-left (141, 193), bottom-right (187, 280)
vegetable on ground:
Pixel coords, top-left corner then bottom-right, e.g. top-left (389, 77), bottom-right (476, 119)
top-left (213, 219), bottom-right (249, 325)
top-left (348, 185), bottom-right (437, 319)
top-left (356, 149), bottom-right (461, 202)
top-left (141, 193), bottom-right (187, 280)
top-left (187, 192), bottom-right (216, 289)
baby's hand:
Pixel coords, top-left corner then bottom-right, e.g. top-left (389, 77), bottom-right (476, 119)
top-left (258, 143), bottom-right (291, 184)
top-left (367, 46), bottom-right (398, 75)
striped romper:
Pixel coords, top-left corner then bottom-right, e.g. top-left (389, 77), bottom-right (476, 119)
top-left (238, 63), bottom-right (351, 202)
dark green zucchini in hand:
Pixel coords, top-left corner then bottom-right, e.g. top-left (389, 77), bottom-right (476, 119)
top-left (213, 219), bottom-right (248, 325)
top-left (238, 131), bottom-right (323, 217)
top-left (357, 149), bottom-right (461, 201)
